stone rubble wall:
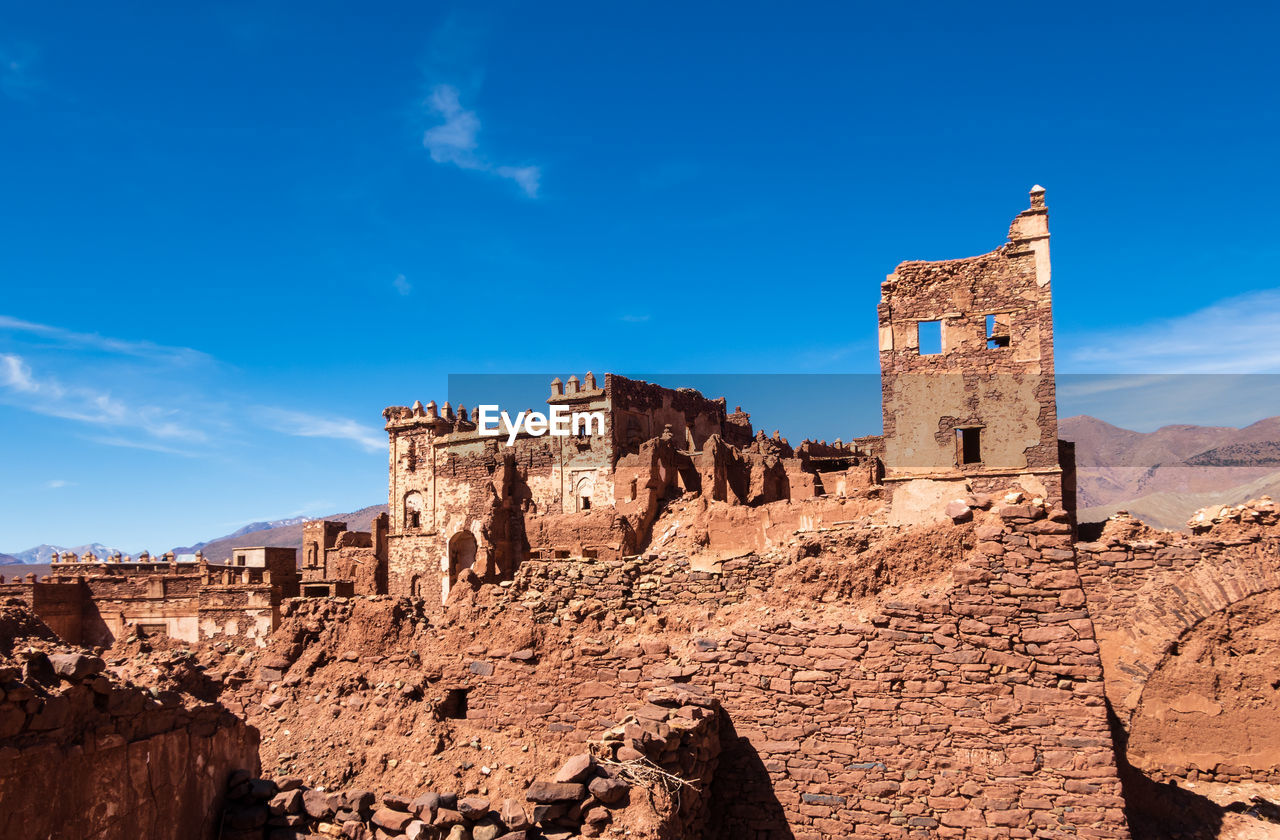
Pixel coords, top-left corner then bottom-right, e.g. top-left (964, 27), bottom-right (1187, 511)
top-left (0, 647), bottom-right (259, 840)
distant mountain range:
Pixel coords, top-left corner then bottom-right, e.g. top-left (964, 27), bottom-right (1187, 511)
top-left (5, 543), bottom-right (132, 565)
top-left (170, 517), bottom-right (312, 556)
top-left (1060, 415), bottom-right (1280, 530)
top-left (177, 505), bottom-right (386, 564)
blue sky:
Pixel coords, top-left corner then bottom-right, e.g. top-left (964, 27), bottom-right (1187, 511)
top-left (2, 1), bottom-right (1278, 552)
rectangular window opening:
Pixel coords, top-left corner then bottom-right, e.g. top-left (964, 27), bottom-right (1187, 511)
top-left (957, 427), bottom-right (982, 465)
top-left (917, 320), bottom-right (942, 355)
top-left (986, 314), bottom-right (1011, 349)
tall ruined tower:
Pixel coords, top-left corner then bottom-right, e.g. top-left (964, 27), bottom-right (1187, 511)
top-left (383, 399), bottom-right (455, 603)
top-left (878, 186), bottom-right (1071, 517)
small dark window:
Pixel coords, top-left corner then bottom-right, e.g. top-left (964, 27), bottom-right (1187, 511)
top-left (580, 497), bottom-right (591, 511)
top-left (408, 511), bottom-right (421, 529)
top-left (917, 320), bottom-right (942, 355)
top-left (440, 688), bottom-right (469, 719)
top-left (986, 314), bottom-right (1010, 349)
top-left (957, 428), bottom-right (982, 464)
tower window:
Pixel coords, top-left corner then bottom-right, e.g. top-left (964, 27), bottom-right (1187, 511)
top-left (986, 314), bottom-right (1011, 349)
top-left (917, 320), bottom-right (942, 355)
top-left (957, 427), bottom-right (982, 465)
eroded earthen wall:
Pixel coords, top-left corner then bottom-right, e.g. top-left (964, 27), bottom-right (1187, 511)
top-left (1075, 504), bottom-right (1280, 784)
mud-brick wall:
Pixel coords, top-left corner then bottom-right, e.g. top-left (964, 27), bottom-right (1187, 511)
top-left (451, 503), bottom-right (1129, 839)
top-left (512, 552), bottom-right (772, 621)
top-left (690, 507), bottom-right (1126, 840)
top-left (0, 658), bottom-right (259, 840)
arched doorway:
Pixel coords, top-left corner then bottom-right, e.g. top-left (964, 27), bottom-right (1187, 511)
top-left (448, 531), bottom-right (477, 586)
top-left (575, 474), bottom-right (595, 512)
top-left (1127, 588), bottom-right (1280, 782)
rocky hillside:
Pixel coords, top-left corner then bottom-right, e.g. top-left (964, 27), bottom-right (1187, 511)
top-left (1061, 415), bottom-right (1280, 528)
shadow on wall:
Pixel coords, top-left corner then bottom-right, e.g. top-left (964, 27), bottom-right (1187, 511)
top-left (707, 715), bottom-right (797, 840)
top-left (1109, 701), bottom-right (1225, 840)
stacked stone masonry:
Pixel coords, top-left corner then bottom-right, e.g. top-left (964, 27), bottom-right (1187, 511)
top-left (0, 635), bottom-right (260, 840)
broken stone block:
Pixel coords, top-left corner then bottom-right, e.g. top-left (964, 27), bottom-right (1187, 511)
top-left (456, 796), bottom-right (490, 820)
top-left (371, 806), bottom-right (415, 832)
top-left (345, 790), bottom-right (376, 813)
top-left (381, 792), bottom-right (411, 811)
top-left (403, 821), bottom-right (434, 840)
top-left (499, 798), bottom-right (529, 831)
top-left (471, 816), bottom-right (505, 840)
top-left (48, 653), bottom-right (105, 681)
top-left (411, 792), bottom-right (441, 820)
top-left (303, 789), bottom-right (335, 819)
top-left (587, 776), bottom-right (628, 805)
top-left (432, 808), bottom-right (464, 828)
top-left (525, 781), bottom-right (587, 803)
top-left (269, 789), bottom-right (303, 816)
top-left (552, 753), bottom-right (596, 783)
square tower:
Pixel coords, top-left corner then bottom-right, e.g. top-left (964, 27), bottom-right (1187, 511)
top-left (878, 187), bottom-right (1071, 512)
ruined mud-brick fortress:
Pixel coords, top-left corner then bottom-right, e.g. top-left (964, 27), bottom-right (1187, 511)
top-left (11, 188), bottom-right (1280, 838)
top-left (376, 185), bottom-right (1072, 606)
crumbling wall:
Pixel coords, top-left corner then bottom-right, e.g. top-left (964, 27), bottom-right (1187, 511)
top-left (1124, 588), bottom-right (1280, 786)
top-left (1075, 499), bottom-right (1280, 724)
top-left (237, 492), bottom-right (1127, 839)
top-left (0, 611), bottom-right (259, 840)
top-left (1074, 498), bottom-right (1280, 787)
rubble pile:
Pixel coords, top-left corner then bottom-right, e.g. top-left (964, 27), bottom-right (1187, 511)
top-left (221, 690), bottom-right (723, 840)
top-left (1186, 495), bottom-right (1279, 533)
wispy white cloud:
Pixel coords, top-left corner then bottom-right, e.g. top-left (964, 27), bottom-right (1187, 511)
top-left (423, 85), bottom-right (541, 197)
top-left (45, 479), bottom-right (74, 489)
top-left (0, 315), bottom-right (212, 365)
top-left (620, 314), bottom-right (651, 323)
top-left (0, 353), bottom-right (207, 443)
top-left (84, 435), bottom-right (204, 458)
top-left (392, 273), bottom-right (413, 296)
top-left (253, 407), bottom-right (385, 453)
top-left (1063, 290), bottom-right (1280, 374)
top-left (495, 165), bottom-right (540, 198)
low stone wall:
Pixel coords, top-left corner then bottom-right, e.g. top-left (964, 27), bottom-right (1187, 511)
top-left (0, 648), bottom-right (260, 840)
